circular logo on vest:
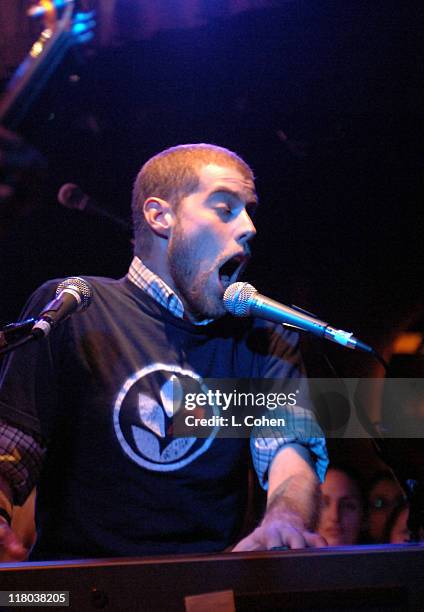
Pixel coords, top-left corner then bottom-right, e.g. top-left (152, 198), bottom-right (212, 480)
top-left (113, 363), bottom-right (218, 471)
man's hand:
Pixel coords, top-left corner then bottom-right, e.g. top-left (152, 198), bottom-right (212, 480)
top-left (233, 507), bottom-right (326, 551)
top-left (233, 444), bottom-right (327, 552)
top-left (0, 519), bottom-right (27, 562)
top-left (0, 474), bottom-right (28, 562)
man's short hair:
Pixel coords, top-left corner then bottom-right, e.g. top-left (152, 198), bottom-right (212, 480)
top-left (131, 143), bottom-right (254, 257)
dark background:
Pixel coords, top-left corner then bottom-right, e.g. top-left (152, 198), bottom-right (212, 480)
top-left (1, 1), bottom-right (422, 376)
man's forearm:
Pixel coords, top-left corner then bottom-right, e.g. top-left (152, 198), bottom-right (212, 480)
top-left (266, 444), bottom-right (321, 529)
top-left (233, 445), bottom-right (324, 551)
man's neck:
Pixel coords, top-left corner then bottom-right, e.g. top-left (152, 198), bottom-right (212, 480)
top-left (141, 253), bottom-right (175, 293)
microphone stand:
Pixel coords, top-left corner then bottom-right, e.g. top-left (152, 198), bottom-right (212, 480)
top-left (0, 333), bottom-right (37, 356)
top-left (0, 317), bottom-right (38, 356)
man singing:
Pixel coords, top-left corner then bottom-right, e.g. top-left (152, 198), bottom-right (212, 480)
top-left (0, 143), bottom-right (327, 560)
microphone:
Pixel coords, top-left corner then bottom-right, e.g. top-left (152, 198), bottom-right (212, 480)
top-left (223, 282), bottom-right (374, 353)
top-left (32, 277), bottom-right (93, 338)
top-left (57, 183), bottom-right (132, 233)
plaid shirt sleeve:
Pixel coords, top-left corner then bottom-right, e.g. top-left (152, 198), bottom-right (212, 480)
top-left (0, 420), bottom-right (44, 505)
top-left (250, 402), bottom-right (328, 489)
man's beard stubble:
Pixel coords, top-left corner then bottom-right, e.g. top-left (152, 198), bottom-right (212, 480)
top-left (167, 222), bottom-right (226, 321)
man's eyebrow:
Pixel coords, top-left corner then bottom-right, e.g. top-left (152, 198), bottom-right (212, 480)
top-left (208, 186), bottom-right (259, 207)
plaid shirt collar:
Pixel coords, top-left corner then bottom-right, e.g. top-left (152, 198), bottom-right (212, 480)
top-left (127, 256), bottom-right (212, 325)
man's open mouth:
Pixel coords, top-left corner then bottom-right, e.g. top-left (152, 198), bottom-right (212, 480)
top-left (218, 253), bottom-right (249, 289)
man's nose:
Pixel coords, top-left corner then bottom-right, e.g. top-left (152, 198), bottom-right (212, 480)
top-left (237, 209), bottom-right (256, 245)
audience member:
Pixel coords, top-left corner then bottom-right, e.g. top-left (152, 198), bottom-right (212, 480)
top-left (365, 470), bottom-right (407, 543)
top-left (317, 465), bottom-right (364, 546)
top-left (385, 502), bottom-right (411, 544)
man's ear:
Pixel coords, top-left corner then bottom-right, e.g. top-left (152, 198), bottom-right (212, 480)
top-left (142, 197), bottom-right (175, 239)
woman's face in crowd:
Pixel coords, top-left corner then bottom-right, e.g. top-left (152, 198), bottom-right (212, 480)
top-left (367, 477), bottom-right (405, 542)
top-left (317, 469), bottom-right (363, 546)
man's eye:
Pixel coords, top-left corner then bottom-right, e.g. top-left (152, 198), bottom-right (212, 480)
top-left (216, 205), bottom-right (233, 217)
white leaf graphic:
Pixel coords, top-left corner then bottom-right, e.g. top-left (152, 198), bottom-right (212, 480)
top-left (160, 437), bottom-right (197, 461)
top-left (132, 426), bottom-right (161, 460)
top-left (137, 392), bottom-right (165, 438)
top-left (160, 375), bottom-right (183, 417)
